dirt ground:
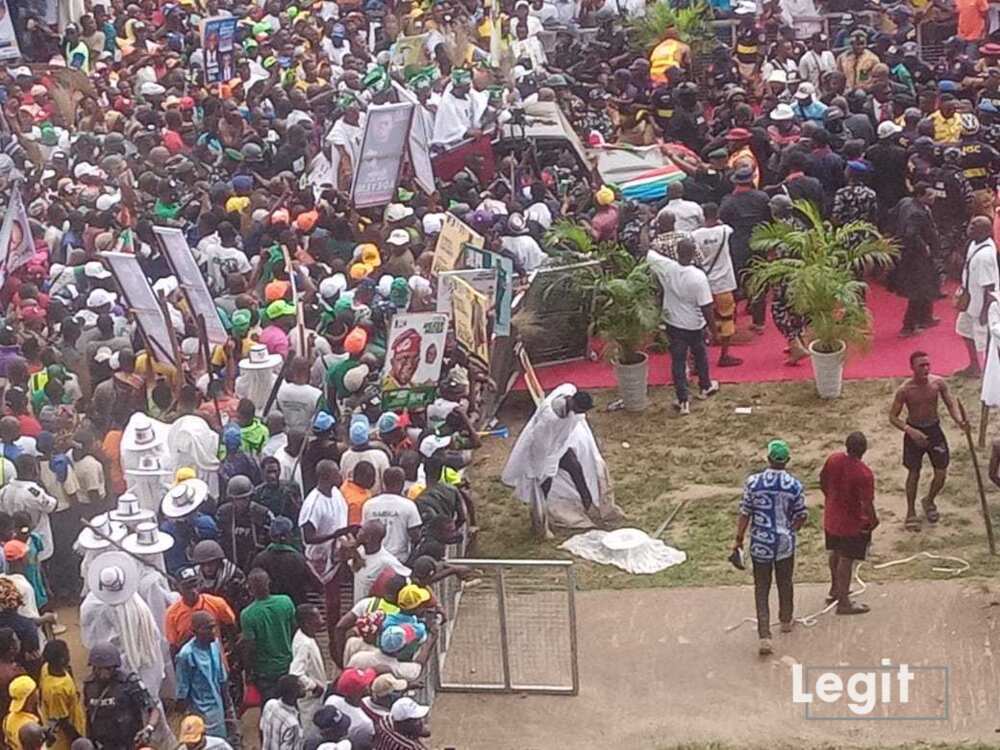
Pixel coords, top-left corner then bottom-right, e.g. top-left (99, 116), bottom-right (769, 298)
top-left (432, 580), bottom-right (1000, 750)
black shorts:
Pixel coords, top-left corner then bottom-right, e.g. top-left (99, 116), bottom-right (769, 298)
top-left (902, 422), bottom-right (950, 471)
top-left (825, 531), bottom-right (871, 561)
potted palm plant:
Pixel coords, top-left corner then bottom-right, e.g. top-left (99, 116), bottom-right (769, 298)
top-left (746, 201), bottom-right (897, 399)
top-left (545, 221), bottom-right (661, 411)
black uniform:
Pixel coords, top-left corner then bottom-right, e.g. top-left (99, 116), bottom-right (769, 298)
top-left (84, 669), bottom-right (154, 750)
top-left (959, 139), bottom-right (1000, 192)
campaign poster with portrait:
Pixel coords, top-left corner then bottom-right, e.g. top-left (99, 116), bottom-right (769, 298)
top-left (431, 213), bottom-right (483, 275)
top-left (0, 0), bottom-right (21, 61)
top-left (0, 189), bottom-right (33, 290)
top-left (350, 102), bottom-right (414, 208)
top-left (464, 245), bottom-right (513, 337)
top-left (381, 312), bottom-right (449, 409)
top-left (153, 226), bottom-right (228, 347)
top-left (102, 252), bottom-right (178, 367)
top-left (451, 277), bottom-right (490, 368)
top-left (436, 268), bottom-right (496, 330)
top-left (202, 16), bottom-right (238, 84)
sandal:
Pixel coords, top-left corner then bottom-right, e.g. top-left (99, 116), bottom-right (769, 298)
top-left (922, 499), bottom-right (940, 524)
top-left (835, 603), bottom-right (870, 615)
top-left (904, 516), bottom-right (922, 531)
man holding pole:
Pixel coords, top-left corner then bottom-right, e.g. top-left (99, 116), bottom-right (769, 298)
top-left (889, 351), bottom-right (967, 530)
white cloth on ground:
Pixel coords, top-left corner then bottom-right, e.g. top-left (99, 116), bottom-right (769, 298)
top-left (559, 528), bottom-right (687, 574)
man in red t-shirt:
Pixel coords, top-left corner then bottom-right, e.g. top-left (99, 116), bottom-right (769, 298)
top-left (820, 432), bottom-right (878, 615)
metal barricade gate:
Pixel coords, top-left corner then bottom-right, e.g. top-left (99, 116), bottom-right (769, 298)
top-left (432, 559), bottom-right (579, 696)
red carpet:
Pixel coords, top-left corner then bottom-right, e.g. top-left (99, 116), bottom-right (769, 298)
top-left (522, 283), bottom-right (969, 391)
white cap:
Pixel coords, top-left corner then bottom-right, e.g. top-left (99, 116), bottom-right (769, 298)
top-left (795, 82), bottom-right (816, 99)
top-left (84, 261), bottom-right (111, 280)
top-left (319, 274), bottom-right (347, 299)
top-left (139, 81), bottom-right (166, 97)
top-left (878, 120), bottom-right (903, 139)
top-left (87, 288), bottom-right (117, 308)
top-left (408, 276), bottom-right (431, 296)
top-left (419, 433), bottom-right (452, 458)
top-left (377, 274), bottom-right (394, 297)
top-left (152, 275), bottom-right (179, 296)
top-left (422, 212), bottom-right (445, 235)
top-left (387, 228), bottom-right (410, 246)
top-left (385, 203), bottom-right (414, 222)
top-left (767, 69), bottom-right (787, 84)
top-left (390, 697), bottom-right (430, 723)
top-left (770, 103), bottom-right (795, 121)
top-left (8, 66), bottom-right (31, 78)
top-left (95, 192), bottom-right (122, 211)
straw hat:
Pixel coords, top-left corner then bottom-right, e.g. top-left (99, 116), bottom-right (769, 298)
top-left (122, 521), bottom-right (174, 555)
top-left (238, 343), bottom-right (282, 371)
top-left (88, 551), bottom-right (139, 606)
top-left (76, 513), bottom-right (128, 551)
top-left (161, 478), bottom-right (209, 518)
top-left (108, 493), bottom-right (156, 526)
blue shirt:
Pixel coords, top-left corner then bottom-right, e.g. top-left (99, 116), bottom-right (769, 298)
top-left (161, 514), bottom-right (219, 574)
top-left (175, 639), bottom-right (228, 738)
top-left (740, 468), bottom-right (807, 562)
top-left (793, 99), bottom-right (828, 125)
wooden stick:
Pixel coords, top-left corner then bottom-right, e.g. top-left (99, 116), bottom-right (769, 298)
top-left (980, 402), bottom-right (990, 450)
top-left (958, 399), bottom-right (997, 555)
top-left (653, 497), bottom-right (690, 539)
top-left (156, 290), bottom-right (187, 402)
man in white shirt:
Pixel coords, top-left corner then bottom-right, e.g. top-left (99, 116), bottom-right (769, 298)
top-left (691, 202), bottom-right (742, 368)
top-left (298, 460), bottom-right (351, 638)
top-left (289, 604), bottom-right (327, 730)
top-left (361, 468), bottom-right (422, 562)
top-left (276, 358), bottom-right (324, 434)
top-left (501, 213), bottom-right (548, 272)
top-left (956, 216), bottom-right (999, 378)
top-left (204, 222), bottom-right (251, 294)
top-left (350, 519), bottom-right (410, 602)
top-left (0, 456), bottom-right (58, 562)
top-left (326, 95), bottom-right (365, 192)
top-left (432, 68), bottom-right (481, 148)
top-left (798, 32), bottom-right (837, 88)
top-left (646, 237), bottom-right (719, 415)
top-left (663, 182), bottom-right (704, 233)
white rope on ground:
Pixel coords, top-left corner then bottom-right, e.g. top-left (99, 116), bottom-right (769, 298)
top-left (723, 551), bottom-right (971, 633)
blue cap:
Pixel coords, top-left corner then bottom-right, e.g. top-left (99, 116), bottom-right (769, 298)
top-left (938, 80), bottom-right (960, 93)
top-left (313, 411), bottom-right (335, 433)
top-left (232, 174), bottom-right (253, 192)
top-left (269, 515), bottom-right (294, 537)
top-left (332, 22), bottom-right (346, 37)
top-left (980, 99), bottom-right (999, 114)
top-left (349, 414), bottom-right (370, 446)
top-left (223, 423), bottom-right (242, 449)
top-left (846, 159), bottom-right (871, 173)
top-left (380, 625), bottom-right (407, 654)
top-left (377, 411), bottom-right (400, 435)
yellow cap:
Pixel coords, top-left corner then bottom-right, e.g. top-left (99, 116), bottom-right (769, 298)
top-left (595, 186), bottom-right (615, 206)
top-left (397, 584), bottom-right (432, 611)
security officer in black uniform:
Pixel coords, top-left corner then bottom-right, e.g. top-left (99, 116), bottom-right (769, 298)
top-left (958, 113), bottom-right (1000, 218)
top-left (665, 81), bottom-right (707, 154)
top-left (83, 642), bottom-right (160, 750)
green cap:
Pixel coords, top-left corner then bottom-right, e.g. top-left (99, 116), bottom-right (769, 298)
top-left (451, 67), bottom-right (472, 85)
top-left (708, 147), bottom-right (728, 160)
top-left (287, 4), bottom-right (299, 16)
top-left (767, 439), bottom-right (790, 463)
top-left (338, 91), bottom-right (358, 109)
top-left (265, 300), bottom-right (296, 320)
top-left (390, 277), bottom-right (410, 307)
top-left (362, 66), bottom-right (389, 92)
top-left (333, 296), bottom-right (354, 317)
top-left (231, 308), bottom-right (252, 336)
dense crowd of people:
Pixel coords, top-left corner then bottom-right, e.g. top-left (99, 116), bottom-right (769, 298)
top-left (0, 0), bottom-right (998, 743)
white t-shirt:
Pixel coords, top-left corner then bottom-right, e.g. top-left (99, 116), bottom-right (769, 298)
top-left (665, 199), bottom-right (705, 233)
top-left (298, 486), bottom-right (348, 582)
top-left (646, 250), bottom-right (713, 331)
top-left (362, 493), bottom-right (423, 561)
top-left (352, 546), bottom-right (410, 602)
top-left (691, 224), bottom-right (737, 294)
top-left (501, 235), bottom-right (548, 272)
top-left (275, 382), bottom-right (323, 434)
top-left (525, 202), bottom-right (553, 230)
top-left (205, 244), bottom-right (252, 293)
top-left (74, 455), bottom-right (106, 504)
top-left (963, 238), bottom-right (999, 321)
top-left (324, 695), bottom-right (374, 749)
top-left (0, 480), bottom-right (57, 561)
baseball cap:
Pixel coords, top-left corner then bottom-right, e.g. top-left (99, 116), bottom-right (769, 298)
top-left (349, 414), bottom-right (370, 446)
top-left (335, 668), bottom-right (377, 701)
top-left (269, 516), bottom-right (294, 537)
top-left (397, 584), bottom-right (431, 611)
top-left (313, 411), bottom-right (336, 433)
top-left (3, 539), bottom-right (27, 561)
top-left (387, 229), bottom-right (410, 246)
top-left (377, 412), bottom-right (400, 435)
top-left (8, 676), bottom-right (36, 713)
top-left (265, 300), bottom-right (296, 319)
top-left (767, 439), bottom-right (790, 462)
top-left (179, 716), bottom-right (206, 744)
top-left (418, 433), bottom-right (452, 458)
top-left (87, 288), bottom-right (117, 308)
top-left (389, 697), bottom-right (430, 723)
top-left (371, 673), bottom-right (407, 698)
top-left (313, 705), bottom-right (351, 733)
top-left (877, 120), bottom-right (902, 139)
top-left (88, 641), bottom-right (121, 668)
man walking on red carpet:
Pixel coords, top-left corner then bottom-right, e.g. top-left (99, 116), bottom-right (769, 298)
top-left (889, 351), bottom-right (967, 529)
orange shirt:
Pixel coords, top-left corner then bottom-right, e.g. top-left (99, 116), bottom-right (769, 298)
top-left (957, 0), bottom-right (988, 40)
top-left (341, 481), bottom-right (371, 526)
top-left (164, 593), bottom-right (236, 649)
top-left (100, 430), bottom-right (125, 496)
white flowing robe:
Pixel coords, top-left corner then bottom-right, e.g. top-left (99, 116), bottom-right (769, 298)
top-left (431, 89), bottom-right (480, 148)
top-left (136, 562), bottom-right (180, 700)
top-left (167, 415), bottom-right (222, 497)
top-left (80, 592), bottom-right (166, 696)
top-left (121, 414), bottom-right (173, 512)
top-left (982, 293), bottom-right (1000, 407)
top-left (236, 369), bottom-right (277, 415)
top-left (501, 384), bottom-right (621, 530)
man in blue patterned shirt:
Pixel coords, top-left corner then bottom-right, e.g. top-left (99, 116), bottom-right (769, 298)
top-left (732, 439), bottom-right (807, 656)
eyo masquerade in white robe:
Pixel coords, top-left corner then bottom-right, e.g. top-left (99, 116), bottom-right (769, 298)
top-left (982, 292), bottom-right (1000, 407)
top-left (501, 384), bottom-right (622, 530)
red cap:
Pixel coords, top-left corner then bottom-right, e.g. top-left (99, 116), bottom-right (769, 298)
top-left (984, 43), bottom-right (1000, 56)
top-left (179, 96), bottom-right (195, 110)
top-left (725, 128), bottom-right (751, 141)
top-left (335, 668), bottom-right (376, 700)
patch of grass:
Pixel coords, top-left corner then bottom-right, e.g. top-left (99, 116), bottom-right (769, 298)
top-left (472, 379), bottom-right (1000, 590)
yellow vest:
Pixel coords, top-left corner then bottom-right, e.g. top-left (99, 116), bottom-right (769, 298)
top-left (650, 38), bottom-right (686, 82)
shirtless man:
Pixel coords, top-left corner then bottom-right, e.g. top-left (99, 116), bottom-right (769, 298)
top-left (889, 350), bottom-right (966, 529)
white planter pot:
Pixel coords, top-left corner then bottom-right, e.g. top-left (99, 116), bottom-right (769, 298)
top-left (809, 340), bottom-right (846, 399)
top-left (614, 352), bottom-right (649, 412)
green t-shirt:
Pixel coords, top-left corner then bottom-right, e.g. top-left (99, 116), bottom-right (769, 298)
top-left (239, 594), bottom-right (296, 680)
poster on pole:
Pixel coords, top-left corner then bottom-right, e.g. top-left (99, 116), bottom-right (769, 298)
top-left (0, 188), bottom-right (34, 290)
top-left (464, 245), bottom-right (514, 337)
top-left (431, 213), bottom-right (483, 275)
top-left (201, 16), bottom-right (238, 84)
top-left (153, 226), bottom-right (229, 347)
top-left (408, 112), bottom-right (436, 195)
top-left (381, 312), bottom-right (449, 409)
top-left (436, 268), bottom-right (496, 329)
top-left (350, 102), bottom-right (414, 209)
top-left (0, 1), bottom-right (21, 61)
top-left (451, 277), bottom-right (491, 368)
top-left (102, 252), bottom-right (177, 367)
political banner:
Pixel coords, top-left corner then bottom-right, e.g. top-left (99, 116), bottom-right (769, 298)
top-left (408, 111), bottom-right (436, 195)
top-left (464, 245), bottom-right (513, 337)
top-left (153, 226), bottom-right (228, 347)
top-left (350, 102), bottom-right (414, 209)
top-left (431, 213), bottom-right (483, 275)
top-left (102, 252), bottom-right (178, 367)
top-left (436, 268), bottom-right (497, 328)
top-left (392, 33), bottom-right (430, 69)
top-left (0, 188), bottom-right (34, 290)
top-left (381, 312), bottom-right (449, 409)
top-left (451, 277), bottom-right (490, 368)
top-left (201, 16), bottom-right (238, 84)
top-left (0, 1), bottom-right (21, 61)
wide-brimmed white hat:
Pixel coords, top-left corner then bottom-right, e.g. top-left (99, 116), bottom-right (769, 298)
top-left (126, 454), bottom-right (171, 477)
top-left (109, 493), bottom-right (156, 525)
top-left (122, 415), bottom-right (164, 452)
top-left (88, 551), bottom-right (139, 606)
top-left (239, 343), bottom-right (282, 371)
top-left (122, 521), bottom-right (174, 555)
top-left (161, 478), bottom-right (209, 518)
top-left (77, 513), bottom-right (128, 551)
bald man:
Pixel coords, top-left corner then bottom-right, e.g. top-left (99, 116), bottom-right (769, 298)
top-left (18, 724), bottom-right (46, 750)
top-left (955, 216), bottom-right (999, 378)
top-left (350, 519), bottom-right (410, 603)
